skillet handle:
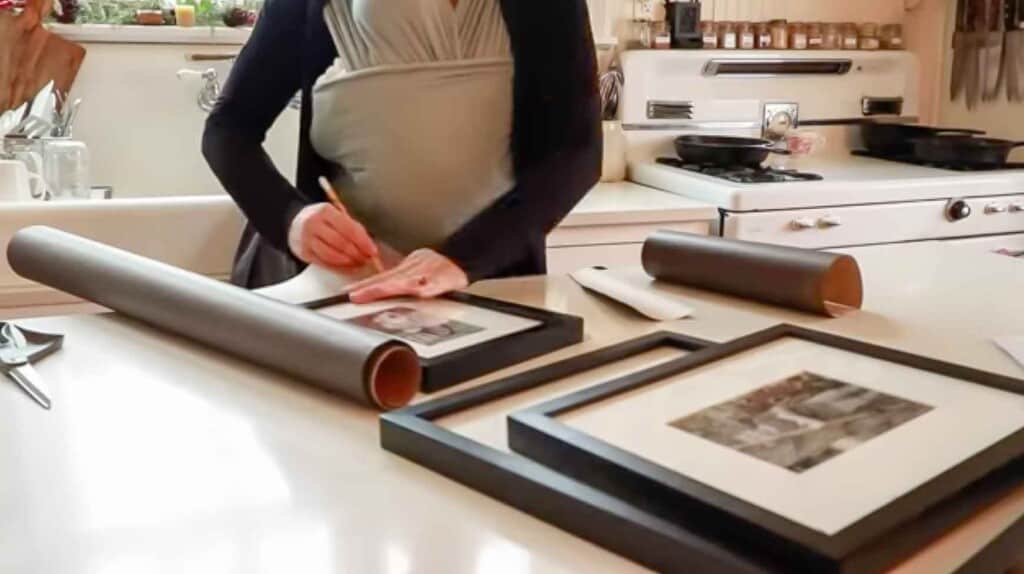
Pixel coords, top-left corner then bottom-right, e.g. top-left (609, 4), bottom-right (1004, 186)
top-left (768, 148), bottom-right (792, 156)
top-left (934, 128), bottom-right (987, 136)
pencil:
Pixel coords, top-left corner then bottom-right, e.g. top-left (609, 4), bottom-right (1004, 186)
top-left (318, 176), bottom-right (385, 274)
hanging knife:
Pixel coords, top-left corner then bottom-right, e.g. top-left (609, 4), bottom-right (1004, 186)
top-left (0, 323), bottom-right (52, 410)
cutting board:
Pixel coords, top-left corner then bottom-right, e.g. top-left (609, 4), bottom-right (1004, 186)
top-left (0, 11), bottom-right (85, 114)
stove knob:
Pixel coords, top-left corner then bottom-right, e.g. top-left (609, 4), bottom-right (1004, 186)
top-left (817, 215), bottom-right (842, 228)
top-left (1010, 202), bottom-right (1024, 213)
top-left (985, 203), bottom-right (1008, 214)
top-left (945, 199), bottom-right (972, 222)
top-left (790, 217), bottom-right (816, 230)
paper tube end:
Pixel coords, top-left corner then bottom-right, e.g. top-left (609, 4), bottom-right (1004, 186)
top-left (368, 345), bottom-right (421, 410)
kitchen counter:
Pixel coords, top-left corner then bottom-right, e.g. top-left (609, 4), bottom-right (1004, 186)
top-left (2, 241), bottom-right (1023, 573)
top-left (0, 184), bottom-right (716, 314)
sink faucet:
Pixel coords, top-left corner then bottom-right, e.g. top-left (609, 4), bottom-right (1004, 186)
top-left (176, 68), bottom-right (221, 113)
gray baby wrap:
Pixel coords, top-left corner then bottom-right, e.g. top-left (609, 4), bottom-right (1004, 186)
top-left (311, 0), bottom-right (515, 255)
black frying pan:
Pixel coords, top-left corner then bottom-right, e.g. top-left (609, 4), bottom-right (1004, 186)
top-left (911, 135), bottom-right (1024, 168)
top-left (673, 135), bottom-right (788, 167)
top-left (861, 123), bottom-right (986, 155)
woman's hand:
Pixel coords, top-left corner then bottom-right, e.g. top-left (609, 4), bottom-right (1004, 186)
top-left (288, 202), bottom-right (379, 269)
top-left (348, 249), bottom-right (468, 303)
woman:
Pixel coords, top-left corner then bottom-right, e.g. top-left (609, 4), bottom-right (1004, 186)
top-left (203, 0), bottom-right (600, 303)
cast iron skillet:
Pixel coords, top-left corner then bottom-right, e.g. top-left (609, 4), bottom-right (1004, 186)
top-left (673, 135), bottom-right (788, 167)
top-left (911, 136), bottom-right (1024, 168)
top-left (861, 122), bottom-right (986, 156)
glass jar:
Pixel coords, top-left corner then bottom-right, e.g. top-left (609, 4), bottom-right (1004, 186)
top-left (788, 22), bottom-right (808, 50)
top-left (822, 23), bottom-right (841, 50)
top-left (806, 22), bottom-right (823, 49)
top-left (859, 22), bottom-right (881, 50)
top-left (718, 21), bottom-right (738, 49)
top-left (41, 138), bottom-right (90, 200)
top-left (769, 19), bottom-right (788, 50)
top-left (756, 22), bottom-right (772, 49)
top-left (738, 22), bottom-right (756, 50)
top-left (881, 23), bottom-right (904, 50)
top-left (842, 23), bottom-right (859, 50)
top-left (701, 21), bottom-right (719, 49)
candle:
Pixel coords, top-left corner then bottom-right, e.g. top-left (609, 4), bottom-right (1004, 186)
top-left (175, 4), bottom-right (196, 27)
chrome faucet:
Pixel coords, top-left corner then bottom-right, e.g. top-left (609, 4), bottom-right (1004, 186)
top-left (176, 68), bottom-right (221, 113)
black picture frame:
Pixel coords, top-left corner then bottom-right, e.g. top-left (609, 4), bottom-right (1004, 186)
top-left (305, 292), bottom-right (583, 393)
top-left (508, 324), bottom-right (1024, 574)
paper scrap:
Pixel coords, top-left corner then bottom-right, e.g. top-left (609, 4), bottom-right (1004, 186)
top-left (994, 336), bottom-right (1024, 370)
top-left (570, 267), bottom-right (694, 321)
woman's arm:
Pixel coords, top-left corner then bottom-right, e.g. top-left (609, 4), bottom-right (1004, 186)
top-left (439, 0), bottom-right (602, 281)
top-left (201, 0), bottom-right (307, 252)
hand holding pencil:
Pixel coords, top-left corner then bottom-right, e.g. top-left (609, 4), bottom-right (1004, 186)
top-left (288, 177), bottom-right (384, 273)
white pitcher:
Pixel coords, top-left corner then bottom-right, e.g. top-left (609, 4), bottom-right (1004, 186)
top-left (0, 158), bottom-right (47, 202)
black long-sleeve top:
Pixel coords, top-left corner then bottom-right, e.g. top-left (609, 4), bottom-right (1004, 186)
top-left (203, 0), bottom-right (601, 287)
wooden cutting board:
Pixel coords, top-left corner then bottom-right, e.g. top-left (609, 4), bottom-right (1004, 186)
top-left (0, 10), bottom-right (85, 114)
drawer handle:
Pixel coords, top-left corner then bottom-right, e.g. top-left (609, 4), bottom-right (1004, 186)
top-left (790, 217), bottom-right (816, 230)
top-left (1009, 203), bottom-right (1024, 213)
top-left (817, 215), bottom-right (842, 228)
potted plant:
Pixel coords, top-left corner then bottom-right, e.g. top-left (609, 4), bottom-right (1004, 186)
top-left (135, 0), bottom-right (163, 25)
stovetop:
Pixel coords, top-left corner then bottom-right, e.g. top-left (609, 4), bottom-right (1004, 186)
top-left (851, 150), bottom-right (1024, 172)
top-left (655, 157), bottom-right (824, 184)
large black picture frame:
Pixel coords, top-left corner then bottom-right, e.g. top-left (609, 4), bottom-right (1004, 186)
top-left (508, 324), bottom-right (1024, 574)
top-left (305, 292), bottom-right (584, 393)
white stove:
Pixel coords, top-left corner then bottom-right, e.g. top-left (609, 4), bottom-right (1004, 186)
top-left (620, 50), bottom-right (1024, 254)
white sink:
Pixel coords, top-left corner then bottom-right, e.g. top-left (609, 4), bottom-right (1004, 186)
top-left (0, 196), bottom-right (243, 311)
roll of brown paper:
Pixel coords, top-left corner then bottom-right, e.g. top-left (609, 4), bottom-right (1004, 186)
top-left (7, 226), bottom-right (421, 410)
top-left (642, 231), bottom-right (863, 317)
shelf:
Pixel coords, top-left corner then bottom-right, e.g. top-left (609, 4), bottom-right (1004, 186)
top-left (46, 23), bottom-right (252, 45)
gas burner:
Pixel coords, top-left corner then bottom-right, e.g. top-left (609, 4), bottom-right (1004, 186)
top-left (851, 150), bottom-right (1024, 171)
top-left (655, 157), bottom-right (824, 184)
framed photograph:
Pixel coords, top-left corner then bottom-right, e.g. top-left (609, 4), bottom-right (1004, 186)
top-left (305, 292), bottom-right (583, 392)
top-left (508, 324), bottom-right (1024, 573)
top-left (380, 330), bottom-right (1024, 574)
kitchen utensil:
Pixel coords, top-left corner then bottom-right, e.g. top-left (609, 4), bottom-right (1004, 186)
top-left (598, 65), bottom-right (622, 121)
top-left (982, 0), bottom-right (1006, 102)
top-left (952, 0), bottom-right (968, 101)
top-left (0, 322), bottom-right (63, 410)
top-left (0, 158), bottom-right (46, 201)
top-left (965, 0), bottom-right (985, 108)
top-left (3, 25), bottom-right (85, 116)
top-left (1007, 0), bottom-right (1023, 101)
top-left (673, 135), bottom-right (789, 168)
top-left (860, 122), bottom-right (986, 156)
top-left (911, 135), bottom-right (1024, 168)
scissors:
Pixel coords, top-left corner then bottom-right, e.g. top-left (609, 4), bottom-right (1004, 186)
top-left (0, 323), bottom-right (63, 410)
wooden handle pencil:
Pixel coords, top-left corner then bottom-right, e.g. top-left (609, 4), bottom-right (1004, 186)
top-left (318, 177), bottom-right (385, 274)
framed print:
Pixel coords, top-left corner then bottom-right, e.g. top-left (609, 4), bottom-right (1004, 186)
top-left (305, 292), bottom-right (583, 392)
top-left (508, 324), bottom-right (1024, 574)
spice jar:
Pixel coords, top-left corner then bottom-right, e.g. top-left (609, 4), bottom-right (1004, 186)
top-left (701, 21), bottom-right (718, 48)
top-left (881, 23), bottom-right (904, 50)
top-left (806, 22), bottom-right (823, 49)
top-left (788, 22), bottom-right (808, 50)
top-left (718, 22), bottom-right (738, 49)
top-left (769, 20), bottom-right (788, 50)
top-left (756, 22), bottom-right (772, 49)
top-left (859, 22), bottom-right (880, 50)
top-left (822, 23), bottom-right (841, 50)
top-left (738, 22), bottom-right (755, 49)
top-left (841, 23), bottom-right (859, 50)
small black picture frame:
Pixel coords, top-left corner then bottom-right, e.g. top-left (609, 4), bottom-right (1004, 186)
top-left (508, 324), bottom-right (1024, 574)
top-left (305, 292), bottom-right (584, 393)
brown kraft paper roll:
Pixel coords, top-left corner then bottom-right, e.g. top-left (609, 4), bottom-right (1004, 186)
top-left (641, 231), bottom-right (863, 317)
top-left (7, 226), bottom-right (421, 410)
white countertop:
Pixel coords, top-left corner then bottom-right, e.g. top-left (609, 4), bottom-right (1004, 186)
top-left (2, 241), bottom-right (1024, 573)
top-left (560, 181), bottom-right (717, 227)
